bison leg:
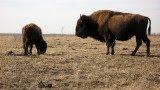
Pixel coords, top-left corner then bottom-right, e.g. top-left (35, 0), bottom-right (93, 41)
top-left (104, 33), bottom-right (116, 55)
top-left (131, 37), bottom-right (142, 56)
top-left (35, 45), bottom-right (40, 55)
top-left (142, 36), bottom-right (150, 56)
top-left (106, 45), bottom-right (110, 55)
top-left (104, 35), bottom-right (111, 55)
top-left (24, 42), bottom-right (29, 55)
top-left (111, 41), bottom-right (116, 55)
top-left (29, 44), bottom-right (33, 55)
top-left (23, 43), bottom-right (26, 55)
top-left (106, 40), bottom-right (115, 55)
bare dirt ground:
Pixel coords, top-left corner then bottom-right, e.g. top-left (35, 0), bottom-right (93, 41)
top-left (0, 35), bottom-right (160, 90)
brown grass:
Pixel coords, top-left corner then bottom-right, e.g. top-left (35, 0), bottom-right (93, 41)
top-left (0, 35), bottom-right (160, 90)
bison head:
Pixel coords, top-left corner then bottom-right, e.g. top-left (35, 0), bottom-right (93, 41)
top-left (39, 40), bottom-right (47, 54)
top-left (75, 14), bottom-right (98, 38)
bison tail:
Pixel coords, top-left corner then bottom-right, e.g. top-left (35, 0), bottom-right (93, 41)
top-left (146, 17), bottom-right (151, 35)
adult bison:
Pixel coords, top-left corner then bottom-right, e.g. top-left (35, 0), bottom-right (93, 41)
top-left (75, 10), bottom-right (151, 56)
top-left (22, 23), bottom-right (47, 55)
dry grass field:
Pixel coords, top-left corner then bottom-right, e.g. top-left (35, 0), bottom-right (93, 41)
top-left (0, 35), bottom-right (160, 90)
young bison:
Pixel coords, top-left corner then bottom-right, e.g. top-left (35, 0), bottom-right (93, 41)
top-left (22, 23), bottom-right (47, 55)
top-left (75, 10), bottom-right (151, 56)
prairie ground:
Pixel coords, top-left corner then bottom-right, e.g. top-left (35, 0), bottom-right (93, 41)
top-left (0, 35), bottom-right (160, 90)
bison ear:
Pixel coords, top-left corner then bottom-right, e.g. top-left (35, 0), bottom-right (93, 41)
top-left (80, 14), bottom-right (88, 23)
top-left (80, 14), bottom-right (87, 23)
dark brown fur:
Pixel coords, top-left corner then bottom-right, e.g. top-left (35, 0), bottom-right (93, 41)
top-left (75, 10), bottom-right (151, 56)
top-left (22, 23), bottom-right (47, 55)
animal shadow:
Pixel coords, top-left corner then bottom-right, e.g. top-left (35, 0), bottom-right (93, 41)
top-left (6, 51), bottom-right (40, 58)
top-left (120, 53), bottom-right (160, 58)
top-left (149, 55), bottom-right (160, 58)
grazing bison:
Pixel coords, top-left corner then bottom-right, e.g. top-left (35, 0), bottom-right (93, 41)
top-left (75, 10), bottom-right (151, 56)
top-left (22, 23), bottom-right (47, 55)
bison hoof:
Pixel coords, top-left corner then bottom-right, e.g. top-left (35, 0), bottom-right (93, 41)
top-left (131, 53), bottom-right (135, 56)
top-left (106, 52), bottom-right (109, 55)
top-left (110, 53), bottom-right (114, 55)
top-left (24, 53), bottom-right (28, 56)
top-left (28, 53), bottom-right (32, 55)
top-left (147, 53), bottom-right (150, 57)
top-left (111, 52), bottom-right (115, 55)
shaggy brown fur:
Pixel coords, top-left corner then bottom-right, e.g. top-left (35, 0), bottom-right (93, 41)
top-left (22, 23), bottom-right (47, 55)
top-left (75, 10), bottom-right (151, 56)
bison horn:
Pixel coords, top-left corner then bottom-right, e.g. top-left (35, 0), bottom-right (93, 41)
top-left (80, 14), bottom-right (83, 22)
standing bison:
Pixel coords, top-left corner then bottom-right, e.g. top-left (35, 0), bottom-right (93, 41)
top-left (22, 23), bottom-right (47, 55)
top-left (75, 10), bottom-right (151, 56)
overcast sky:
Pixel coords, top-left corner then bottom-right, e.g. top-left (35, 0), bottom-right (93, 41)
top-left (0, 0), bottom-right (160, 34)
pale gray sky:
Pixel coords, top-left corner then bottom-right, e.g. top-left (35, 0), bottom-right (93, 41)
top-left (0, 0), bottom-right (160, 34)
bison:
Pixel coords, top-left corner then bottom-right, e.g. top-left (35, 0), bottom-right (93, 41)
top-left (75, 10), bottom-right (151, 56)
top-left (22, 23), bottom-right (47, 55)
